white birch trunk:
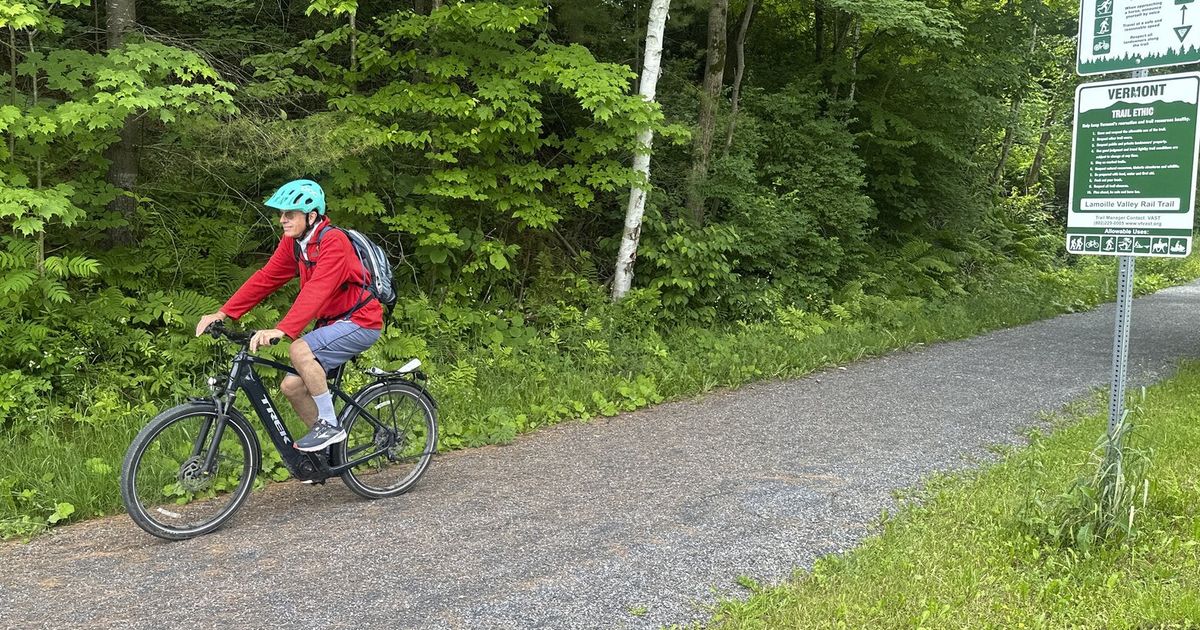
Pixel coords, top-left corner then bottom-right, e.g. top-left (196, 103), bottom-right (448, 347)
top-left (612, 0), bottom-right (671, 301)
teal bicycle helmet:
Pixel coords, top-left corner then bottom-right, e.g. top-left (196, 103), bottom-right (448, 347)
top-left (265, 179), bottom-right (326, 215)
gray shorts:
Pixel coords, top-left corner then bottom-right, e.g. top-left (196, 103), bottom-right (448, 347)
top-left (302, 320), bottom-right (381, 371)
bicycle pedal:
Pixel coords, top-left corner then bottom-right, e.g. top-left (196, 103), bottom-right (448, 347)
top-left (300, 478), bottom-right (327, 485)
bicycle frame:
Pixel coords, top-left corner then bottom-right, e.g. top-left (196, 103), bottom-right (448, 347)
top-left (196, 347), bottom-right (402, 481)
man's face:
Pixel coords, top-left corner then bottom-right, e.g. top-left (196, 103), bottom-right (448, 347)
top-left (279, 210), bottom-right (313, 239)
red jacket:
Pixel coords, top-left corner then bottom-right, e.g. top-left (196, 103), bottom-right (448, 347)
top-left (222, 218), bottom-right (384, 339)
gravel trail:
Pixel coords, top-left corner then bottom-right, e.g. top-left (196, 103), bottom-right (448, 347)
top-left (4, 282), bottom-right (1200, 629)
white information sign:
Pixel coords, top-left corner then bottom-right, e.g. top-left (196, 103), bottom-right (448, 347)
top-left (1066, 73), bottom-right (1200, 257)
top-left (1078, 0), bottom-right (1200, 75)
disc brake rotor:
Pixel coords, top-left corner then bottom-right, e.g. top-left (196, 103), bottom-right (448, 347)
top-left (177, 455), bottom-right (216, 493)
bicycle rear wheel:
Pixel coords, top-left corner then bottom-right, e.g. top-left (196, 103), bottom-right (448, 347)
top-left (336, 382), bottom-right (437, 499)
top-left (120, 403), bottom-right (258, 540)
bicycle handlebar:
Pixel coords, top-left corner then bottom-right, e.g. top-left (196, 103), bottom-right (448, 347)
top-left (206, 321), bottom-right (280, 347)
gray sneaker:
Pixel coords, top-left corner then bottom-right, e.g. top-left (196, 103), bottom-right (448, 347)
top-left (295, 420), bottom-right (347, 452)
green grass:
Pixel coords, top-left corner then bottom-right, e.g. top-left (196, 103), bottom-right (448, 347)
top-left (706, 367), bottom-right (1200, 629)
top-left (4, 254), bottom-right (1200, 538)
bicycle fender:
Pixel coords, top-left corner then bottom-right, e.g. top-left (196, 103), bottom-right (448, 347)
top-left (341, 381), bottom-right (437, 427)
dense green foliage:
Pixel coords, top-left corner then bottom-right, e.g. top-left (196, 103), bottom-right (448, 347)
top-left (0, 0), bottom-right (1165, 532)
top-left (709, 359), bottom-right (1200, 628)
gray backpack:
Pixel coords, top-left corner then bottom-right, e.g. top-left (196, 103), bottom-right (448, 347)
top-left (294, 225), bottom-right (397, 326)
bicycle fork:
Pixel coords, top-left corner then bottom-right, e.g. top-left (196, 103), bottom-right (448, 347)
top-left (188, 389), bottom-right (233, 480)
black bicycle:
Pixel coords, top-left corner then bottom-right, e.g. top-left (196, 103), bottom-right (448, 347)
top-left (119, 321), bottom-right (438, 540)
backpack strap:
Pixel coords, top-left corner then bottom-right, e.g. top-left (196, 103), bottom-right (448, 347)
top-left (305, 226), bottom-right (382, 327)
top-left (321, 291), bottom-right (377, 327)
top-left (293, 224), bottom-right (335, 272)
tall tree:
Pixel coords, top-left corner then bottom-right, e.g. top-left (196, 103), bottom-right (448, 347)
top-left (1024, 60), bottom-right (1073, 194)
top-left (1023, 103), bottom-right (1058, 194)
top-left (104, 0), bottom-right (139, 246)
top-left (845, 15), bottom-right (861, 107)
top-left (723, 0), bottom-right (754, 156)
top-left (613, 0), bottom-right (671, 301)
top-left (684, 0), bottom-right (728, 225)
top-left (992, 22), bottom-right (1040, 191)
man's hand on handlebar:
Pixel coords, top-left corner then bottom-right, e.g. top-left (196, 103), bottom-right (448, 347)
top-left (199, 318), bottom-right (284, 352)
top-left (195, 311), bottom-right (228, 337)
top-left (250, 328), bottom-right (286, 352)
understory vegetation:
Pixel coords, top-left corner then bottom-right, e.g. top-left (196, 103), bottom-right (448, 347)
top-left (4, 254), bottom-right (1199, 538)
top-left (707, 361), bottom-right (1200, 629)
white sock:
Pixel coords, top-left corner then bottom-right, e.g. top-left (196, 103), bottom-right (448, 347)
top-left (312, 391), bottom-right (337, 426)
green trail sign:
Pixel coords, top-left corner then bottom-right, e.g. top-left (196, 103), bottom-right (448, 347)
top-left (1067, 73), bottom-right (1200, 257)
top-left (1078, 0), bottom-right (1200, 75)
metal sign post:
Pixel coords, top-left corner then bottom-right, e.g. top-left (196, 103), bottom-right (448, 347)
top-left (1109, 254), bottom-right (1135, 444)
top-left (1107, 69), bottom-right (1148, 447)
top-left (1068, 65), bottom-right (1200, 450)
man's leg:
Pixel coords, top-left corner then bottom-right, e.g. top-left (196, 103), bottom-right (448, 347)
top-left (290, 337), bottom-right (346, 452)
top-left (288, 339), bottom-right (329, 414)
top-left (281, 339), bottom-right (325, 427)
top-left (280, 374), bottom-right (318, 428)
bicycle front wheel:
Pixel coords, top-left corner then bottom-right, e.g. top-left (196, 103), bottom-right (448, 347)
top-left (336, 382), bottom-right (437, 499)
top-left (120, 403), bottom-right (259, 540)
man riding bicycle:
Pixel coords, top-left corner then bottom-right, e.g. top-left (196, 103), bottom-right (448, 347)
top-left (195, 179), bottom-right (383, 452)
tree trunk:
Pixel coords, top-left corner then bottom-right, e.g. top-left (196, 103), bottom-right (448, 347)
top-left (26, 31), bottom-right (43, 274)
top-left (846, 17), bottom-right (862, 107)
top-left (93, 1), bottom-right (102, 52)
top-left (633, 0), bottom-right (643, 78)
top-left (684, 0), bottom-right (728, 225)
top-left (992, 23), bottom-right (1039, 193)
top-left (991, 96), bottom-right (1020, 190)
top-left (993, 21), bottom-right (1041, 192)
top-left (350, 12), bottom-right (357, 72)
top-left (723, 0), bottom-right (754, 156)
top-left (612, 0), bottom-right (671, 301)
top-left (8, 28), bottom-right (16, 160)
top-left (813, 2), bottom-right (824, 64)
top-left (1024, 104), bottom-right (1057, 194)
top-left (105, 0), bottom-right (139, 247)
top-left (828, 7), bottom-right (851, 100)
